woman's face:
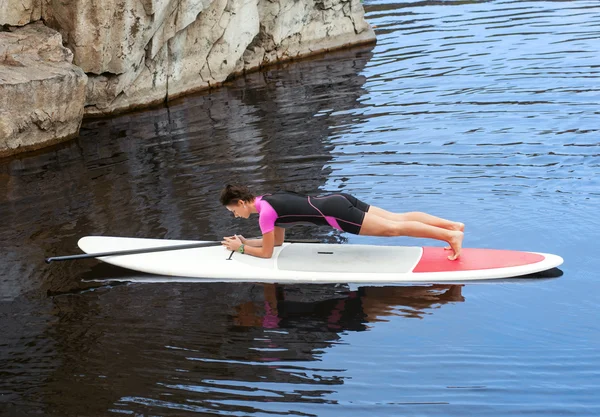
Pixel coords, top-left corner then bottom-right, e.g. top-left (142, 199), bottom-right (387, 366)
top-left (226, 200), bottom-right (250, 219)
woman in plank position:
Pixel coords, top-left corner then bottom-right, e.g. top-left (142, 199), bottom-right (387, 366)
top-left (220, 185), bottom-right (464, 260)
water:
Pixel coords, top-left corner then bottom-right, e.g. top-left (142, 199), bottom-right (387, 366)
top-left (2, 0), bottom-right (600, 415)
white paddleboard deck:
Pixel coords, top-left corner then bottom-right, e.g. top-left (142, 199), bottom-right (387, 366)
top-left (78, 236), bottom-right (563, 283)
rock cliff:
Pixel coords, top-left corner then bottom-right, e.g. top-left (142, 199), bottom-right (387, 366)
top-left (0, 0), bottom-right (375, 157)
top-left (0, 23), bottom-right (87, 157)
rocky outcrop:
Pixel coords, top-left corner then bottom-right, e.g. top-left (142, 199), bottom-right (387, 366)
top-left (0, 0), bottom-right (375, 156)
top-left (73, 0), bottom-right (375, 115)
top-left (0, 0), bottom-right (41, 26)
top-left (80, 0), bottom-right (262, 114)
top-left (0, 23), bottom-right (87, 157)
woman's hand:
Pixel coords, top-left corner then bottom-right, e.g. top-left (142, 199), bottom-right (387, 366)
top-left (224, 234), bottom-right (246, 244)
top-left (221, 235), bottom-right (243, 252)
top-left (221, 232), bottom-right (274, 258)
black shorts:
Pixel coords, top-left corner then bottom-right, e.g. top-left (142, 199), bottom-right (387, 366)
top-left (308, 193), bottom-right (371, 235)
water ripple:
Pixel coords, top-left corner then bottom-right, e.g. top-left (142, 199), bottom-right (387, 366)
top-left (2, 1), bottom-right (600, 416)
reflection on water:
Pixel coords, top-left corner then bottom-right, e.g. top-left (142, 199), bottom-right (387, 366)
top-left (4, 282), bottom-right (464, 416)
top-left (233, 284), bottom-right (465, 328)
top-left (2, 0), bottom-right (600, 416)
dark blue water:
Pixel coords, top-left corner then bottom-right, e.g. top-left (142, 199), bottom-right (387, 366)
top-left (2, 1), bottom-right (600, 416)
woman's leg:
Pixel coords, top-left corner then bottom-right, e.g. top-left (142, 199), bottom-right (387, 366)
top-left (368, 206), bottom-right (464, 232)
top-left (359, 211), bottom-right (464, 260)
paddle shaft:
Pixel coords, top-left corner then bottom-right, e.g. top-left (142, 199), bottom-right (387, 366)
top-left (45, 241), bottom-right (221, 263)
top-left (45, 238), bottom-right (322, 263)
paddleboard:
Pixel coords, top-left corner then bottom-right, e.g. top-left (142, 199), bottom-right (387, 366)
top-left (78, 236), bottom-right (563, 283)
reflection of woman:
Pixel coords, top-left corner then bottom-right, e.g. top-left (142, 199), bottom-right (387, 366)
top-left (233, 283), bottom-right (465, 329)
top-left (220, 185), bottom-right (464, 260)
top-left (359, 284), bottom-right (465, 321)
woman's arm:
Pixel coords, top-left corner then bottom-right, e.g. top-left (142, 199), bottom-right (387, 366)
top-left (242, 231), bottom-right (275, 258)
top-left (238, 227), bottom-right (285, 247)
top-left (241, 237), bottom-right (262, 247)
top-left (222, 230), bottom-right (281, 258)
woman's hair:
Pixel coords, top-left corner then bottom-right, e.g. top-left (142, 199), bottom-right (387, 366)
top-left (220, 184), bottom-right (255, 206)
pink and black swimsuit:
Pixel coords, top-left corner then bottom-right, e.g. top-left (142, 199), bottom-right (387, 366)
top-left (254, 191), bottom-right (370, 235)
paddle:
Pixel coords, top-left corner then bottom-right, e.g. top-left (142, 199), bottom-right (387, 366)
top-left (45, 238), bottom-right (322, 263)
top-left (45, 241), bottom-right (221, 263)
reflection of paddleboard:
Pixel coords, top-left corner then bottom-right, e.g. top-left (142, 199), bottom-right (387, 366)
top-left (78, 236), bottom-right (563, 283)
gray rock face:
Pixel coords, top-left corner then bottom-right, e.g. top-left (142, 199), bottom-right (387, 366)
top-left (0, 0), bottom-right (375, 155)
top-left (83, 0), bottom-right (262, 114)
top-left (0, 0), bottom-right (41, 26)
top-left (0, 23), bottom-right (87, 157)
top-left (79, 0), bottom-right (375, 115)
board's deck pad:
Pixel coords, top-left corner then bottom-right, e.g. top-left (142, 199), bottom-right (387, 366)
top-left (276, 244), bottom-right (422, 273)
top-left (413, 247), bottom-right (546, 273)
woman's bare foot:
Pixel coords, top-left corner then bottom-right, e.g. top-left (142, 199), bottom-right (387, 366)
top-left (444, 222), bottom-right (464, 249)
top-left (444, 231), bottom-right (464, 260)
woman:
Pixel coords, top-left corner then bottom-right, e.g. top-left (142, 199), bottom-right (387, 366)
top-left (220, 185), bottom-right (464, 260)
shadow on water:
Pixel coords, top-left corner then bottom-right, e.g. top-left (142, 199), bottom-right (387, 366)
top-left (493, 267), bottom-right (564, 281)
top-left (29, 279), bottom-right (466, 416)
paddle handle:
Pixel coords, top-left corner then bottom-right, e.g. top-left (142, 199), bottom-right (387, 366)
top-left (45, 241), bottom-right (221, 263)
